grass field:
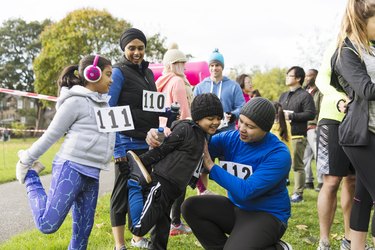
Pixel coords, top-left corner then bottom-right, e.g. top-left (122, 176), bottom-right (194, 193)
top-left (0, 138), bottom-right (372, 249)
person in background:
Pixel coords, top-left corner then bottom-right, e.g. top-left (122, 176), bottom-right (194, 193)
top-left (279, 66), bottom-right (316, 203)
top-left (16, 55), bottom-right (115, 250)
top-left (303, 69), bottom-right (323, 191)
top-left (236, 73), bottom-right (253, 103)
top-left (251, 89), bottom-right (262, 98)
top-left (108, 28), bottom-right (159, 250)
top-left (193, 48), bottom-right (245, 194)
top-left (181, 97), bottom-right (293, 249)
top-left (271, 102), bottom-right (293, 157)
top-left (155, 43), bottom-right (193, 236)
top-left (328, 0), bottom-right (375, 248)
top-left (314, 41), bottom-right (357, 250)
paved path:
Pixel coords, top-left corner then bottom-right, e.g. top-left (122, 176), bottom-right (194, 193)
top-left (0, 166), bottom-right (114, 243)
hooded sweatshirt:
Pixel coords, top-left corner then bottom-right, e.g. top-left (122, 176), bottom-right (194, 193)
top-left (156, 72), bottom-right (193, 124)
top-left (20, 85), bottom-right (115, 170)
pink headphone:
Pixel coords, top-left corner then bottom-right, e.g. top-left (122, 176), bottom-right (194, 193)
top-left (84, 55), bottom-right (102, 82)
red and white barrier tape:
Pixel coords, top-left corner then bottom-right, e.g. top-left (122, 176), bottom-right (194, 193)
top-left (0, 88), bottom-right (57, 102)
top-left (0, 127), bottom-right (46, 133)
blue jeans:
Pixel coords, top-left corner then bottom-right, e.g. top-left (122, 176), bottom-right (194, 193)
top-left (25, 160), bottom-right (99, 250)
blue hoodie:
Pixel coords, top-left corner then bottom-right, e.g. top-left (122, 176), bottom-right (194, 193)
top-left (194, 76), bottom-right (245, 130)
top-left (208, 130), bottom-right (291, 224)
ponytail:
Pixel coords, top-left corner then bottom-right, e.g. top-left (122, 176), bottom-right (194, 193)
top-left (57, 65), bottom-right (84, 89)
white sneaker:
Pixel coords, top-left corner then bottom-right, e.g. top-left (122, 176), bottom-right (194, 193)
top-left (130, 238), bottom-right (150, 249)
top-left (16, 160), bottom-right (30, 184)
top-left (31, 161), bottom-right (45, 174)
top-left (200, 189), bottom-right (217, 195)
top-left (317, 240), bottom-right (331, 250)
top-left (277, 240), bottom-right (293, 249)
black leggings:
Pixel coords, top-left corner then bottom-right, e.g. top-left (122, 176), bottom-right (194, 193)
top-left (343, 132), bottom-right (375, 236)
top-left (181, 195), bottom-right (286, 250)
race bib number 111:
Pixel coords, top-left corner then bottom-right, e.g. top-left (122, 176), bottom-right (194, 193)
top-left (94, 106), bottom-right (134, 133)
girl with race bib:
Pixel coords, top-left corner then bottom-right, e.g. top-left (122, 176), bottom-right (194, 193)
top-left (16, 55), bottom-right (115, 250)
top-left (181, 97), bottom-right (293, 250)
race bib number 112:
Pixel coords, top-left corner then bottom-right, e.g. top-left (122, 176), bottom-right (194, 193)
top-left (218, 161), bottom-right (253, 180)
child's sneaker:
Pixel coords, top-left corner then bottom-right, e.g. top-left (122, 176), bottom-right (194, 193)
top-left (200, 189), bottom-right (217, 195)
top-left (31, 161), bottom-right (45, 174)
top-left (126, 151), bottom-right (152, 185)
top-left (170, 223), bottom-right (192, 236)
top-left (16, 160), bottom-right (30, 184)
top-left (276, 240), bottom-right (293, 249)
top-left (317, 240), bottom-right (331, 250)
top-left (130, 238), bottom-right (150, 249)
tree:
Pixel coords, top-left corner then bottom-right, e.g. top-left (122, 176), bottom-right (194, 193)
top-left (33, 8), bottom-right (130, 101)
top-left (145, 32), bottom-right (167, 63)
top-left (33, 8), bottom-right (167, 102)
top-left (251, 67), bottom-right (289, 101)
top-left (0, 18), bottom-right (51, 91)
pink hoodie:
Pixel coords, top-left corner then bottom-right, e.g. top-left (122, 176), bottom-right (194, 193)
top-left (156, 73), bottom-right (192, 126)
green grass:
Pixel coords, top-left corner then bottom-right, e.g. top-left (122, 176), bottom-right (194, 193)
top-left (0, 138), bottom-right (372, 249)
top-left (0, 138), bottom-right (62, 184)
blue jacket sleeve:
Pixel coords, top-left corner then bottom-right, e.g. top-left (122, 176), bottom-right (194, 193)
top-left (209, 147), bottom-right (291, 201)
top-left (108, 68), bottom-right (124, 107)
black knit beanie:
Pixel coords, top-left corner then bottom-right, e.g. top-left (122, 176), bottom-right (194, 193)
top-left (191, 93), bottom-right (223, 122)
top-left (120, 28), bottom-right (147, 51)
top-left (240, 97), bottom-right (275, 132)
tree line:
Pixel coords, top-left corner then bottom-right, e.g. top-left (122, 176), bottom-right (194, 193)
top-left (0, 8), bottom-right (289, 130)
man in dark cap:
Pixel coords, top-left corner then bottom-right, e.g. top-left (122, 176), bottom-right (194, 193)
top-left (180, 97), bottom-right (293, 250)
top-left (108, 27), bottom-right (159, 250)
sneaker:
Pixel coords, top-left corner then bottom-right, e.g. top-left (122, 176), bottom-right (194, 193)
top-left (126, 151), bottom-right (152, 185)
top-left (290, 193), bottom-right (303, 203)
top-left (170, 223), bottom-right (192, 236)
top-left (340, 238), bottom-right (350, 250)
top-left (315, 183), bottom-right (323, 192)
top-left (131, 238), bottom-right (150, 249)
top-left (113, 246), bottom-right (127, 250)
top-left (200, 189), bottom-right (217, 195)
top-left (16, 160), bottom-right (30, 184)
top-left (31, 161), bottom-right (45, 174)
top-left (317, 240), bottom-right (331, 250)
top-left (277, 240), bottom-right (293, 249)
top-left (305, 182), bottom-right (314, 189)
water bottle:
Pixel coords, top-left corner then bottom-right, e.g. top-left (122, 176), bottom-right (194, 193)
top-left (156, 127), bottom-right (165, 144)
top-left (167, 102), bottom-right (180, 128)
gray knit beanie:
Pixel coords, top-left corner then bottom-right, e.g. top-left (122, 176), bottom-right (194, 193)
top-left (191, 93), bottom-right (223, 122)
top-left (240, 97), bottom-right (275, 132)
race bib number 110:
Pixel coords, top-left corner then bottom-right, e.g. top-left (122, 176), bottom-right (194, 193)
top-left (219, 161), bottom-right (253, 180)
top-left (94, 106), bottom-right (134, 133)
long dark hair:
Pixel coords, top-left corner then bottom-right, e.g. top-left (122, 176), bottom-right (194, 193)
top-left (57, 55), bottom-right (112, 90)
top-left (273, 101), bottom-right (289, 142)
top-left (236, 74), bottom-right (251, 89)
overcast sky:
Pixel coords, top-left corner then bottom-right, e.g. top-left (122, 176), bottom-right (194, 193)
top-left (1, 0), bottom-right (347, 70)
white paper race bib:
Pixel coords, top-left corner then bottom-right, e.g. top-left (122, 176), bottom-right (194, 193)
top-left (192, 153), bottom-right (204, 178)
top-left (94, 106), bottom-right (134, 132)
top-left (218, 161), bottom-right (253, 180)
top-left (142, 90), bottom-right (167, 112)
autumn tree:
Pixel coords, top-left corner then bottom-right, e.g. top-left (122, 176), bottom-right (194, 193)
top-left (251, 67), bottom-right (289, 101)
top-left (0, 18), bottom-right (51, 91)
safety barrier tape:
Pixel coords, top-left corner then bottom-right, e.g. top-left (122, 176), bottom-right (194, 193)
top-left (0, 88), bottom-right (57, 102)
top-left (0, 127), bottom-right (46, 133)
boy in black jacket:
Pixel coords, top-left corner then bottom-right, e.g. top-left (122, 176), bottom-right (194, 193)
top-left (126, 93), bottom-right (223, 249)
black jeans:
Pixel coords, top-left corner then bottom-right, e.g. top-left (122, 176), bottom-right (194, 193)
top-left (182, 195), bottom-right (286, 250)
